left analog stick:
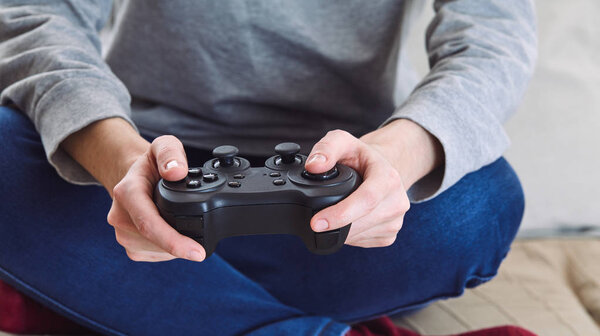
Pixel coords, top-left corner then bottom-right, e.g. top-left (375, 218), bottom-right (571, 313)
top-left (212, 145), bottom-right (239, 168)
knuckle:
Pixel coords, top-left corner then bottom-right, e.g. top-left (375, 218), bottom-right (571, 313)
top-left (388, 170), bottom-right (403, 187)
top-left (361, 188), bottom-right (379, 212)
top-left (328, 129), bottom-right (349, 138)
top-left (112, 182), bottom-right (126, 200)
top-left (336, 208), bottom-right (353, 225)
top-left (114, 231), bottom-right (128, 247)
top-left (156, 143), bottom-right (175, 158)
top-left (376, 236), bottom-right (396, 247)
top-left (154, 135), bottom-right (178, 146)
top-left (106, 211), bottom-right (117, 227)
top-left (387, 220), bottom-right (403, 233)
top-left (164, 239), bottom-right (179, 256)
top-left (153, 136), bottom-right (183, 160)
top-left (135, 216), bottom-right (150, 237)
top-left (383, 236), bottom-right (397, 246)
top-left (400, 197), bottom-right (411, 212)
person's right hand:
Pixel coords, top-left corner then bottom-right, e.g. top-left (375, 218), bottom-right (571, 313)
top-left (107, 135), bottom-right (206, 262)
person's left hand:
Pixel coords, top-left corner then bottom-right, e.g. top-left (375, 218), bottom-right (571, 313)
top-left (305, 129), bottom-right (411, 248)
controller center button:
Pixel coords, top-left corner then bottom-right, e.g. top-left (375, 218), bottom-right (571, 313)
top-left (273, 178), bottom-right (286, 186)
top-left (269, 172), bottom-right (281, 177)
top-left (233, 173), bottom-right (245, 179)
top-left (301, 167), bottom-right (339, 181)
top-left (228, 181), bottom-right (241, 188)
top-left (186, 180), bottom-right (201, 188)
top-left (188, 167), bottom-right (202, 177)
top-left (202, 173), bottom-right (218, 183)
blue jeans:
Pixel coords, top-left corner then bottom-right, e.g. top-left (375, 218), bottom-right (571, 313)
top-left (0, 106), bottom-right (524, 336)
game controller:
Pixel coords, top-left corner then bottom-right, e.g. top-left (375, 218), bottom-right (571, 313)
top-left (153, 142), bottom-right (362, 257)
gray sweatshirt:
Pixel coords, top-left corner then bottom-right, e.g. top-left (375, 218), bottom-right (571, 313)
top-left (0, 1), bottom-right (537, 201)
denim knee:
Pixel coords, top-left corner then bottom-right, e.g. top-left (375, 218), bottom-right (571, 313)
top-left (410, 157), bottom-right (525, 292)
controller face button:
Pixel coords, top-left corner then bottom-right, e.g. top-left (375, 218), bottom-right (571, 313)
top-left (272, 178), bottom-right (286, 186)
top-left (228, 181), bottom-right (241, 188)
top-left (269, 172), bottom-right (281, 177)
top-left (301, 167), bottom-right (339, 181)
top-left (233, 173), bottom-right (245, 179)
top-left (202, 173), bottom-right (218, 183)
top-left (188, 167), bottom-right (202, 178)
top-left (186, 180), bottom-right (201, 188)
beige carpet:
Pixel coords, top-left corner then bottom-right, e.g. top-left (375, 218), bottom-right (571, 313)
top-left (393, 238), bottom-right (600, 336)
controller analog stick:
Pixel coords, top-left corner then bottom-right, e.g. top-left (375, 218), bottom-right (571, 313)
top-left (212, 145), bottom-right (239, 168)
top-left (274, 142), bottom-right (301, 165)
top-left (302, 167), bottom-right (339, 181)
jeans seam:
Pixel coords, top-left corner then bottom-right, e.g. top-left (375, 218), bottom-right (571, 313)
top-left (340, 271), bottom-right (498, 324)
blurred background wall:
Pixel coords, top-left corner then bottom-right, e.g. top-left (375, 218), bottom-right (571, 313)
top-left (103, 0), bottom-right (599, 233)
top-left (406, 0), bottom-right (600, 233)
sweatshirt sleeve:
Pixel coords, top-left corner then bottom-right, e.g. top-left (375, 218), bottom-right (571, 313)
top-left (0, 0), bottom-right (137, 184)
top-left (381, 0), bottom-right (537, 202)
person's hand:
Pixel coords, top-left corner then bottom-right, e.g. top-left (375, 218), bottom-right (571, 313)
top-left (305, 120), bottom-right (443, 248)
top-left (107, 135), bottom-right (206, 262)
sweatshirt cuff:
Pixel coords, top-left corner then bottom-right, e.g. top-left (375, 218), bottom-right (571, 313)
top-left (35, 78), bottom-right (136, 185)
top-left (380, 95), bottom-right (510, 203)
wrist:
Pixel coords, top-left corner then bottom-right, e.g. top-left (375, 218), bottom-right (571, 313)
top-left (61, 117), bottom-right (150, 193)
top-left (360, 119), bottom-right (444, 188)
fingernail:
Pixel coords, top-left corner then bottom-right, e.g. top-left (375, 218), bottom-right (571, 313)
top-left (307, 154), bottom-right (326, 165)
top-left (187, 249), bottom-right (204, 262)
top-left (314, 219), bottom-right (329, 232)
top-left (165, 160), bottom-right (179, 170)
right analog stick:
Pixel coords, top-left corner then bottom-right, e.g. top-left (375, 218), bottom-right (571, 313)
top-left (302, 167), bottom-right (339, 181)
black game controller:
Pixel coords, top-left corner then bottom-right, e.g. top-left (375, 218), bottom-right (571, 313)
top-left (153, 142), bottom-right (362, 257)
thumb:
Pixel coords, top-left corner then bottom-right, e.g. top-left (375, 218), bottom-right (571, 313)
top-left (305, 130), bottom-right (358, 173)
top-left (151, 135), bottom-right (188, 181)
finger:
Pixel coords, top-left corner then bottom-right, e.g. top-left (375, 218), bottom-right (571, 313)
top-left (107, 201), bottom-right (138, 233)
top-left (311, 159), bottom-right (401, 232)
top-left (151, 135), bottom-right (188, 181)
top-left (115, 227), bottom-right (170, 254)
top-left (345, 191), bottom-right (408, 240)
top-left (346, 235), bottom-right (398, 248)
top-left (125, 250), bottom-right (177, 262)
top-left (305, 130), bottom-right (360, 174)
top-left (113, 181), bottom-right (205, 262)
top-left (346, 217), bottom-right (404, 244)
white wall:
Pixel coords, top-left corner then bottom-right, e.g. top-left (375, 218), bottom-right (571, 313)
top-left (406, 0), bottom-right (600, 232)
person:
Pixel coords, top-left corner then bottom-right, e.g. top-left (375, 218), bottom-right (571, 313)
top-left (0, 1), bottom-right (537, 335)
